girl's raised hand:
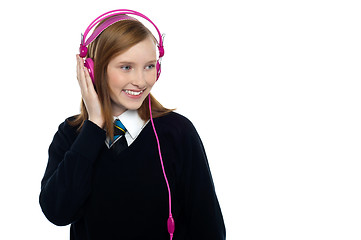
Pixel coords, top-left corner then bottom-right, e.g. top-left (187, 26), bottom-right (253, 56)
top-left (76, 55), bottom-right (104, 128)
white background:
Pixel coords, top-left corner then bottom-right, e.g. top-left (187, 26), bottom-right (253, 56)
top-left (0, 0), bottom-right (360, 239)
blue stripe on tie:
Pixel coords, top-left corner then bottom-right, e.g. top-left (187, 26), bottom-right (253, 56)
top-left (113, 135), bottom-right (120, 142)
top-left (115, 119), bottom-right (126, 133)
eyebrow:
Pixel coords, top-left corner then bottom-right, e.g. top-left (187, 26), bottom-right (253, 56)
top-left (116, 60), bottom-right (157, 65)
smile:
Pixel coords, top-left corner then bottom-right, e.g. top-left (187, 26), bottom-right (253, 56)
top-left (123, 89), bottom-right (144, 96)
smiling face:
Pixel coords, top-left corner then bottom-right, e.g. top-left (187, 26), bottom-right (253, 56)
top-left (106, 37), bottom-right (157, 116)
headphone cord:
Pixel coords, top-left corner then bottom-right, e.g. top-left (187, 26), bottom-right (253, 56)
top-left (148, 94), bottom-right (175, 239)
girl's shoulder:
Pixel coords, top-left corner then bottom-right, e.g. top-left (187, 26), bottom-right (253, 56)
top-left (154, 111), bottom-right (199, 138)
top-left (156, 111), bottom-right (194, 127)
top-left (53, 115), bottom-right (82, 142)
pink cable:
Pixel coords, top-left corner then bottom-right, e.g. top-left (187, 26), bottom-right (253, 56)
top-left (148, 95), bottom-right (175, 239)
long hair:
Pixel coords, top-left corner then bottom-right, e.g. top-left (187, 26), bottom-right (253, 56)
top-left (70, 16), bottom-right (173, 138)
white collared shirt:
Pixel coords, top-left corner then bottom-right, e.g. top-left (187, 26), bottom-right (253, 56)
top-left (105, 110), bottom-right (148, 148)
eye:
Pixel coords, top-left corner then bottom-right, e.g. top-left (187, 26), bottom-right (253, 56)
top-left (145, 64), bottom-right (155, 70)
top-left (120, 65), bottom-right (132, 71)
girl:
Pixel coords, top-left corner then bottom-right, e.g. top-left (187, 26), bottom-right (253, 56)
top-left (39, 10), bottom-right (225, 240)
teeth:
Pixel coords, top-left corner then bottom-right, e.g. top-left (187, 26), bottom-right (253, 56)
top-left (124, 90), bottom-right (143, 96)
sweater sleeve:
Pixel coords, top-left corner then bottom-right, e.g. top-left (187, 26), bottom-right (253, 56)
top-left (39, 119), bottom-right (106, 226)
top-left (181, 121), bottom-right (226, 239)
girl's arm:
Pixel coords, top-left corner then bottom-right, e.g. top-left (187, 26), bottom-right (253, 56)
top-left (40, 55), bottom-right (105, 225)
top-left (182, 122), bottom-right (226, 239)
top-left (39, 119), bottom-right (106, 226)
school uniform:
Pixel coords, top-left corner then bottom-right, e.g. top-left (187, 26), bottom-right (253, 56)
top-left (39, 111), bottom-right (225, 239)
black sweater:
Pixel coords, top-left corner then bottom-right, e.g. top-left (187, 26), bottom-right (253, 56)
top-left (39, 112), bottom-right (225, 240)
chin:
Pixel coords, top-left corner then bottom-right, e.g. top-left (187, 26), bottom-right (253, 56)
top-left (110, 91), bottom-right (149, 114)
top-left (111, 100), bottom-right (144, 114)
top-left (127, 103), bottom-right (143, 111)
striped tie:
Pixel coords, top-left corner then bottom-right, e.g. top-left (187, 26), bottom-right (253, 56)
top-left (111, 119), bottom-right (128, 154)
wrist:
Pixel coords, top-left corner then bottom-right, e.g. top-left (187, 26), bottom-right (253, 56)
top-left (89, 118), bottom-right (104, 129)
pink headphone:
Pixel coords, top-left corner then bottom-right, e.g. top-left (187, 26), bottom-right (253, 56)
top-left (79, 9), bottom-right (165, 83)
top-left (79, 9), bottom-right (175, 239)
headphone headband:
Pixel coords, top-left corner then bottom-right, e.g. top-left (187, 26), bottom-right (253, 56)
top-left (79, 9), bottom-right (164, 58)
top-left (82, 15), bottom-right (138, 47)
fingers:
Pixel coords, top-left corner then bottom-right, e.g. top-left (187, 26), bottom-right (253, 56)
top-left (76, 54), bottom-right (98, 99)
top-left (76, 55), bottom-right (95, 93)
top-left (75, 55), bottom-right (104, 128)
top-left (76, 54), bottom-right (87, 92)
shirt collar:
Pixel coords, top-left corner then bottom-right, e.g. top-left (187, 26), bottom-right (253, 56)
top-left (114, 110), bottom-right (146, 140)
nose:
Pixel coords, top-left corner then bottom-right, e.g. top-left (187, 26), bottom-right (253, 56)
top-left (131, 69), bottom-right (147, 88)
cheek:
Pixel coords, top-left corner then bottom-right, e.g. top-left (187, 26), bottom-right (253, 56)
top-left (146, 73), bottom-right (157, 87)
top-left (147, 79), bottom-right (157, 88)
top-left (107, 72), bottom-right (125, 90)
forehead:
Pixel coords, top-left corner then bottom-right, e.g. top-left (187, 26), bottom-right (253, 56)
top-left (111, 37), bottom-right (157, 62)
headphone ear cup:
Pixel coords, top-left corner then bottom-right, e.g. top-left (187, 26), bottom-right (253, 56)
top-left (156, 60), bottom-right (161, 81)
top-left (84, 58), bottom-right (95, 83)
